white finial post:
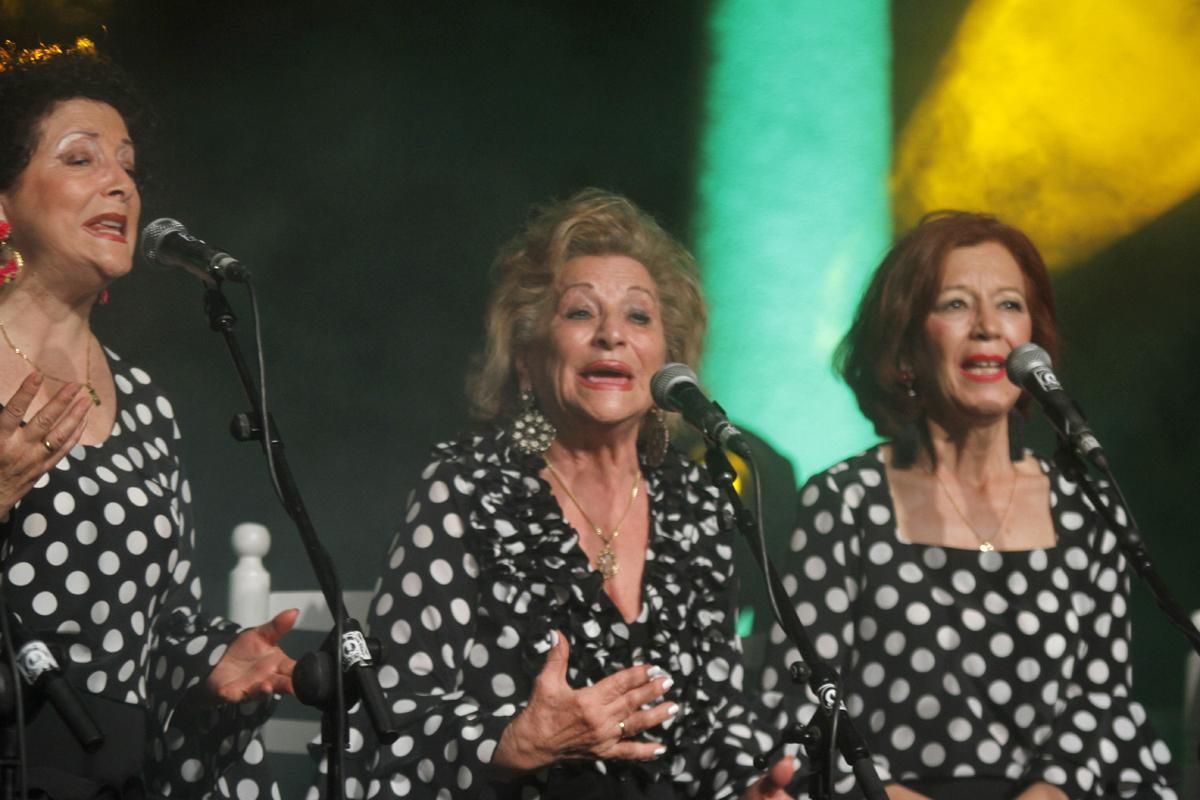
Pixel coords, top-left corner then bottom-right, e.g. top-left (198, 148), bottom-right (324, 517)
top-left (229, 522), bottom-right (271, 627)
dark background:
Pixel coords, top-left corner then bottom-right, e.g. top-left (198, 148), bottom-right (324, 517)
top-left (4, 0), bottom-right (1197, 768)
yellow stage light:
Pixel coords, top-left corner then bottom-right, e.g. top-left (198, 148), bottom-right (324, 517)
top-left (894, 0), bottom-right (1200, 268)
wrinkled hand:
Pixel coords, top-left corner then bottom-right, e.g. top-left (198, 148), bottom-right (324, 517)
top-left (886, 785), bottom-right (932, 800)
top-left (0, 374), bottom-right (91, 515)
top-left (740, 756), bottom-right (798, 800)
top-left (493, 630), bottom-right (676, 773)
top-left (207, 609), bottom-right (298, 703)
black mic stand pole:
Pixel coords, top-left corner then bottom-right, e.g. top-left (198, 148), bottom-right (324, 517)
top-left (703, 446), bottom-right (887, 800)
top-left (200, 283), bottom-right (396, 800)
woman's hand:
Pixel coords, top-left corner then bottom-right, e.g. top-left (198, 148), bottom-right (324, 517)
top-left (0, 374), bottom-right (91, 515)
top-left (740, 756), bottom-right (798, 800)
top-left (1014, 782), bottom-right (1068, 800)
top-left (206, 609), bottom-right (298, 703)
top-left (885, 785), bottom-right (932, 800)
top-left (493, 630), bottom-right (677, 773)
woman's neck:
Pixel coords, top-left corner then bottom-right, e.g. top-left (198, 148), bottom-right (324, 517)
top-left (543, 431), bottom-right (641, 491)
top-left (922, 415), bottom-right (1015, 486)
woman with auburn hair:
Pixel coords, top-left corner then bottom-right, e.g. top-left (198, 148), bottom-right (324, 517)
top-left (762, 211), bottom-right (1175, 799)
top-left (330, 189), bottom-right (795, 799)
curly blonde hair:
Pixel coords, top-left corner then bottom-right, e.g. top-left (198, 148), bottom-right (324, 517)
top-left (468, 188), bottom-right (706, 421)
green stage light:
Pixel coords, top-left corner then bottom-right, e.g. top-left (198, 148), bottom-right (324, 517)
top-left (694, 0), bottom-right (891, 479)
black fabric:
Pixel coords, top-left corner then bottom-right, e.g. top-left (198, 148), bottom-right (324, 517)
top-left (18, 691), bottom-right (146, 799)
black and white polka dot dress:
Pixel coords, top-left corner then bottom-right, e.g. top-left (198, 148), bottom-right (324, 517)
top-left (761, 446), bottom-right (1176, 798)
top-left (1, 349), bottom-right (274, 798)
top-left (323, 427), bottom-right (773, 800)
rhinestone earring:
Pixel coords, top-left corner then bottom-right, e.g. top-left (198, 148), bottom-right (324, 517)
top-left (511, 390), bottom-right (556, 455)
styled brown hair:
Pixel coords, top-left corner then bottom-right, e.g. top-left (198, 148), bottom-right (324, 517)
top-left (468, 188), bottom-right (707, 421)
top-left (836, 210), bottom-right (1058, 442)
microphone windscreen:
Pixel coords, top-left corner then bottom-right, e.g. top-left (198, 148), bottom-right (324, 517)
top-left (650, 362), bottom-right (698, 411)
top-left (140, 217), bottom-right (185, 263)
top-left (1006, 342), bottom-right (1052, 388)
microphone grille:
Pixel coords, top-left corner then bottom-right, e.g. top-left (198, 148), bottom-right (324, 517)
top-left (650, 362), bottom-right (697, 411)
top-left (140, 217), bottom-right (186, 262)
top-left (1006, 342), bottom-right (1052, 386)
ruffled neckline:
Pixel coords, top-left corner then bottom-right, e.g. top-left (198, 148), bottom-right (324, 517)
top-left (436, 425), bottom-right (743, 772)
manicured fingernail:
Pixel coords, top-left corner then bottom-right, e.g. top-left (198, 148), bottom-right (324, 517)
top-left (548, 630), bottom-right (559, 646)
top-left (666, 703), bottom-right (680, 716)
top-left (659, 676), bottom-right (674, 691)
top-left (653, 746), bottom-right (667, 756)
top-left (646, 665), bottom-right (666, 679)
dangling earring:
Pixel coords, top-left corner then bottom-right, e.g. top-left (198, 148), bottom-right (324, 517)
top-left (511, 389), bottom-right (556, 455)
top-left (899, 369), bottom-right (917, 398)
top-left (98, 288), bottom-right (110, 305)
top-left (0, 221), bottom-right (24, 285)
top-left (642, 407), bottom-right (670, 467)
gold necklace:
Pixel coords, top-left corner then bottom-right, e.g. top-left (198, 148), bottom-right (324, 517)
top-left (545, 460), bottom-right (641, 580)
top-left (933, 468), bottom-right (1017, 552)
top-left (0, 319), bottom-right (101, 406)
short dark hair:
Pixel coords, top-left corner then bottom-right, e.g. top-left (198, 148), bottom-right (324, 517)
top-left (836, 210), bottom-right (1059, 440)
top-left (0, 45), bottom-right (151, 192)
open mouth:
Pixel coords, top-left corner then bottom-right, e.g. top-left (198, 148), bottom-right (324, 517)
top-left (84, 214), bottom-right (128, 242)
top-left (579, 361), bottom-right (634, 389)
top-left (960, 354), bottom-right (1007, 382)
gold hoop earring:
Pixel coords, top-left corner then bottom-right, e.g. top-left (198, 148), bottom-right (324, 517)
top-left (643, 408), bottom-right (670, 467)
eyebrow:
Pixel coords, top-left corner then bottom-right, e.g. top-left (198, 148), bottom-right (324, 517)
top-left (57, 131), bottom-right (136, 149)
top-left (938, 283), bottom-right (1025, 294)
top-left (561, 282), bottom-right (658, 299)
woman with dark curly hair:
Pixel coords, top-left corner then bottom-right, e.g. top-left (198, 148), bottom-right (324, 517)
top-left (762, 212), bottom-right (1176, 799)
top-left (0, 41), bottom-right (295, 798)
top-left (328, 189), bottom-right (795, 799)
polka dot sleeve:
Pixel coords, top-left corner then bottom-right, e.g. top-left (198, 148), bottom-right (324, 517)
top-left (1022, 496), bottom-right (1176, 798)
top-left (329, 455), bottom-right (522, 799)
top-left (142, 477), bottom-right (274, 796)
top-left (138, 437), bottom-right (277, 797)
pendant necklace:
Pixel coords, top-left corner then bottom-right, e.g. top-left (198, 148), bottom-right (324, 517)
top-left (933, 468), bottom-right (1017, 552)
top-left (545, 460), bottom-right (641, 580)
top-left (0, 319), bottom-right (101, 406)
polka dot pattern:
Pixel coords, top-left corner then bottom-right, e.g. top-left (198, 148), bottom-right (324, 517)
top-left (333, 428), bottom-right (771, 798)
top-left (1, 351), bottom-right (274, 797)
top-left (762, 446), bottom-right (1175, 798)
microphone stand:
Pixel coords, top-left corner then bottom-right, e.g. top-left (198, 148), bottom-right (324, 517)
top-left (199, 281), bottom-right (396, 800)
top-left (703, 446), bottom-right (887, 800)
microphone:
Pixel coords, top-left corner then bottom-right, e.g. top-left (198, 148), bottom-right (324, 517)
top-left (4, 614), bottom-right (104, 752)
top-left (651, 363), bottom-right (753, 459)
top-left (140, 218), bottom-right (250, 284)
top-left (1006, 343), bottom-right (1108, 470)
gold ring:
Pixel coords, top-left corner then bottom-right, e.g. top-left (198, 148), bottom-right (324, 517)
top-left (42, 438), bottom-right (55, 453)
top-left (617, 720), bottom-right (626, 738)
